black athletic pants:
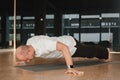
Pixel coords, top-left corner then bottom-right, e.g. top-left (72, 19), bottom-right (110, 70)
top-left (72, 38), bottom-right (109, 59)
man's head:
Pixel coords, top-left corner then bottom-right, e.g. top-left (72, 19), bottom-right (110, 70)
top-left (16, 45), bottom-right (34, 62)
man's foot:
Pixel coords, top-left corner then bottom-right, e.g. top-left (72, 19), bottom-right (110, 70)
top-left (99, 48), bottom-right (111, 62)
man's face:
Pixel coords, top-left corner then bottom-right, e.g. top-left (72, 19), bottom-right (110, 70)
top-left (17, 49), bottom-right (34, 62)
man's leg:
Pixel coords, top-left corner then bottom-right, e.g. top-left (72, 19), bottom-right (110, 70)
top-left (72, 39), bottom-right (110, 62)
top-left (99, 48), bottom-right (111, 62)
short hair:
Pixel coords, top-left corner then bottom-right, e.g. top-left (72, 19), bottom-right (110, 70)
top-left (16, 45), bottom-right (28, 60)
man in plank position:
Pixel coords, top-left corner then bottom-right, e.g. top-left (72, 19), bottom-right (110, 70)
top-left (16, 35), bottom-right (111, 75)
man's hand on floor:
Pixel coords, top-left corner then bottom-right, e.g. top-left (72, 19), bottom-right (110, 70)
top-left (65, 68), bottom-right (84, 75)
top-left (15, 61), bottom-right (26, 66)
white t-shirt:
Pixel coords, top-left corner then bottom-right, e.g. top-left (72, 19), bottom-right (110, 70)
top-left (26, 35), bottom-right (77, 58)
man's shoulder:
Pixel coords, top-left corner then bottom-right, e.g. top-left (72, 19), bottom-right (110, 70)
top-left (60, 35), bottom-right (73, 38)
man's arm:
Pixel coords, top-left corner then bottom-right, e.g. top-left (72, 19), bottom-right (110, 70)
top-left (56, 41), bottom-right (84, 75)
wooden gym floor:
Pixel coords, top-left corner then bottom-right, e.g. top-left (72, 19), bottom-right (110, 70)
top-left (0, 50), bottom-right (120, 80)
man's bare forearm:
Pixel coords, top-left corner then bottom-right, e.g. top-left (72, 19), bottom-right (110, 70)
top-left (56, 42), bottom-right (73, 68)
top-left (56, 41), bottom-right (84, 75)
top-left (61, 46), bottom-right (73, 68)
